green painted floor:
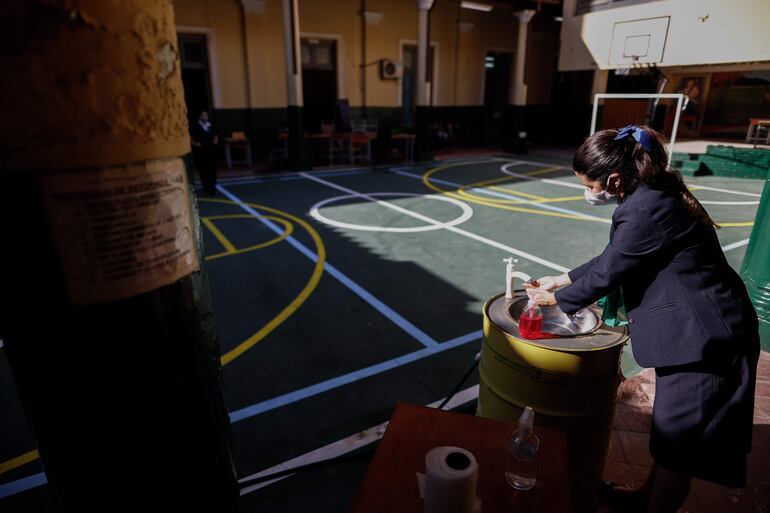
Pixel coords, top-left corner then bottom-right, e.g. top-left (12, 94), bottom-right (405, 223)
top-left (0, 155), bottom-right (763, 512)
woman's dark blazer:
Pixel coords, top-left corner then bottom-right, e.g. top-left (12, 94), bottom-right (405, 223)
top-left (555, 185), bottom-right (758, 368)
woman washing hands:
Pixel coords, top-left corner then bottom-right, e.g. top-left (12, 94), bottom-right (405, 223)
top-left (522, 275), bottom-right (569, 305)
top-left (524, 126), bottom-right (759, 513)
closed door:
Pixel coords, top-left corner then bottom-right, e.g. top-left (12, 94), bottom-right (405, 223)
top-left (301, 39), bottom-right (338, 134)
top-left (178, 33), bottom-right (213, 122)
top-left (483, 52), bottom-right (512, 146)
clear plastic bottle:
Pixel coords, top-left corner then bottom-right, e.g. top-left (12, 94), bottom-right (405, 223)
top-left (505, 406), bottom-right (540, 490)
top-left (519, 300), bottom-right (543, 339)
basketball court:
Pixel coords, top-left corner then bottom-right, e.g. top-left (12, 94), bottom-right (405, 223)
top-left (0, 154), bottom-right (762, 511)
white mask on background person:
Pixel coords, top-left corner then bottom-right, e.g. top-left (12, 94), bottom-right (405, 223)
top-left (584, 176), bottom-right (617, 206)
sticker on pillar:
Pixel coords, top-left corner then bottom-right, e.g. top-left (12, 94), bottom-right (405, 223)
top-left (42, 157), bottom-right (200, 304)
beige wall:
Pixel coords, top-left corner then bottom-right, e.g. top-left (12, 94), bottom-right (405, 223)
top-left (173, 0), bottom-right (530, 109)
top-left (559, 0), bottom-right (770, 72)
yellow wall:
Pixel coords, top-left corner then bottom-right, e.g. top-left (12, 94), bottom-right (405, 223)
top-left (173, 0), bottom-right (530, 109)
top-left (174, 0), bottom-right (249, 108)
top-left (243, 0), bottom-right (288, 108)
top-left (559, 0), bottom-right (770, 71)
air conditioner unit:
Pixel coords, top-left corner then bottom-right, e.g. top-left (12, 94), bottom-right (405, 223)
top-left (380, 59), bottom-right (402, 79)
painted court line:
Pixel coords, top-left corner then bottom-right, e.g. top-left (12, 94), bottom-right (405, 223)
top-left (501, 162), bottom-right (586, 190)
top-left (217, 168), bottom-right (373, 187)
top-left (0, 472), bottom-right (46, 500)
top-left (228, 330), bottom-right (482, 423)
top-left (302, 173), bottom-right (570, 273)
top-left (721, 238), bottom-right (751, 252)
top-left (238, 384), bottom-right (481, 495)
top-left (689, 184), bottom-right (762, 198)
top-left (215, 185), bottom-right (438, 349)
top-left (0, 333), bottom-right (482, 500)
top-left (393, 168), bottom-right (610, 224)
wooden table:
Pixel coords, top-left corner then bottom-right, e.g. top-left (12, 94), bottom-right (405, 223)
top-left (223, 137), bottom-right (252, 169)
top-left (392, 132), bottom-right (416, 162)
top-left (350, 403), bottom-right (570, 513)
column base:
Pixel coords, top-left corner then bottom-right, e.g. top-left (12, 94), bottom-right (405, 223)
top-left (287, 105), bottom-right (311, 171)
top-left (503, 105), bottom-right (529, 154)
top-left (415, 105), bottom-right (433, 162)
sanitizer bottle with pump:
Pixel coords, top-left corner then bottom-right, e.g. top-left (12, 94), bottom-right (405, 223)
top-left (505, 406), bottom-right (539, 490)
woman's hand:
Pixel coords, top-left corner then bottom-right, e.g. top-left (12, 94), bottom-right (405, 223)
top-left (523, 274), bottom-right (571, 292)
top-left (526, 288), bottom-right (557, 306)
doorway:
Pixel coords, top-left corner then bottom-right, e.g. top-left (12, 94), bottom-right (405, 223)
top-left (483, 51), bottom-right (512, 146)
top-left (301, 38), bottom-right (338, 134)
top-left (178, 33), bottom-right (213, 122)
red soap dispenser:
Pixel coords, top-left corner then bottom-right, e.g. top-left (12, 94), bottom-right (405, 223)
top-left (519, 300), bottom-right (543, 339)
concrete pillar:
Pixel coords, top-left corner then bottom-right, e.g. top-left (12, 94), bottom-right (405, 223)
top-left (415, 0), bottom-right (435, 162)
top-left (281, 0), bottom-right (310, 169)
top-left (0, 1), bottom-right (239, 510)
top-left (591, 69), bottom-right (610, 132)
top-left (504, 9), bottom-right (536, 153)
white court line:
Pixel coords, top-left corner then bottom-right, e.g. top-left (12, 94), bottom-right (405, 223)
top-left (238, 384), bottom-right (480, 496)
top-left (700, 200), bottom-right (760, 205)
top-left (689, 184), bottom-right (762, 198)
top-left (215, 184), bottom-right (439, 349)
top-left (393, 168), bottom-right (610, 223)
top-left (500, 162), bottom-right (587, 190)
top-left (721, 238), bottom-right (751, 252)
top-left (414, 163), bottom-right (611, 224)
top-left (310, 192), bottom-right (474, 233)
top-left (502, 160), bottom-right (765, 199)
top-left (300, 173), bottom-right (570, 273)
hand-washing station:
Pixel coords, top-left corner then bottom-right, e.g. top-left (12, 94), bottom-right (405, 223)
top-left (478, 290), bottom-right (628, 512)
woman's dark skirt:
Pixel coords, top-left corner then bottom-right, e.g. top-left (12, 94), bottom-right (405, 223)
top-left (650, 340), bottom-right (760, 487)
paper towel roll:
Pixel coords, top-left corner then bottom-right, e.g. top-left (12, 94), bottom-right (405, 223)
top-left (424, 446), bottom-right (479, 513)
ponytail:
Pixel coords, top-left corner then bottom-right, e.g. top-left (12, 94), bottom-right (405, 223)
top-left (573, 126), bottom-right (718, 228)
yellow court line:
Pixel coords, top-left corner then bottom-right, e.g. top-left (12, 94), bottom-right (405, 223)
top-left (459, 174), bottom-right (548, 201)
top-left (0, 449), bottom-right (39, 475)
top-left (204, 215), bottom-right (294, 261)
top-left (423, 165), bottom-right (611, 223)
top-left (453, 188), bottom-right (607, 221)
top-left (487, 185), bottom-right (545, 200)
top-left (0, 203), bottom-right (324, 476)
top-left (201, 217), bottom-right (237, 254)
top-left (200, 198), bottom-right (326, 366)
top-left (525, 166), bottom-right (564, 177)
top-left (719, 222), bottom-right (754, 227)
top-left (530, 195), bottom-right (586, 204)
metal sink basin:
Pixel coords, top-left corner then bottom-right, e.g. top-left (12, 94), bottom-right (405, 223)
top-left (507, 297), bottom-right (601, 336)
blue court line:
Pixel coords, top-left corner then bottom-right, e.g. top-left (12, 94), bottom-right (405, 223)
top-left (0, 329), bottom-right (483, 499)
top-left (215, 168), bottom-right (374, 187)
top-left (229, 329), bottom-right (482, 423)
top-left (0, 472), bottom-right (46, 499)
top-left (214, 184), bottom-right (439, 349)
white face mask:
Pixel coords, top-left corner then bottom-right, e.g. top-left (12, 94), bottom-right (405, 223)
top-left (584, 176), bottom-right (617, 206)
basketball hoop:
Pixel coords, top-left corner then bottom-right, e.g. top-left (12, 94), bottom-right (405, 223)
top-left (615, 55), bottom-right (639, 76)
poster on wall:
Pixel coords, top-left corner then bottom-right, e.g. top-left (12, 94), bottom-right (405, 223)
top-left (701, 71), bottom-right (770, 139)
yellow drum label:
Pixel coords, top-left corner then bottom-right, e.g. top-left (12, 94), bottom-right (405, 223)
top-left (42, 157), bottom-right (199, 304)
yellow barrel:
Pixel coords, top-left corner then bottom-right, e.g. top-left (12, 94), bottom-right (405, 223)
top-left (478, 292), bottom-right (628, 512)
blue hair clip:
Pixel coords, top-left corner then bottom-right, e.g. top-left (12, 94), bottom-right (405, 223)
top-left (614, 125), bottom-right (652, 151)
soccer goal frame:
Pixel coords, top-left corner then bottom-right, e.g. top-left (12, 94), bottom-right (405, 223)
top-left (590, 93), bottom-right (687, 165)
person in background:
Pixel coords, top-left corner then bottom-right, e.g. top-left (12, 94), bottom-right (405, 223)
top-left (190, 110), bottom-right (218, 195)
top-left (525, 125), bottom-right (759, 513)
